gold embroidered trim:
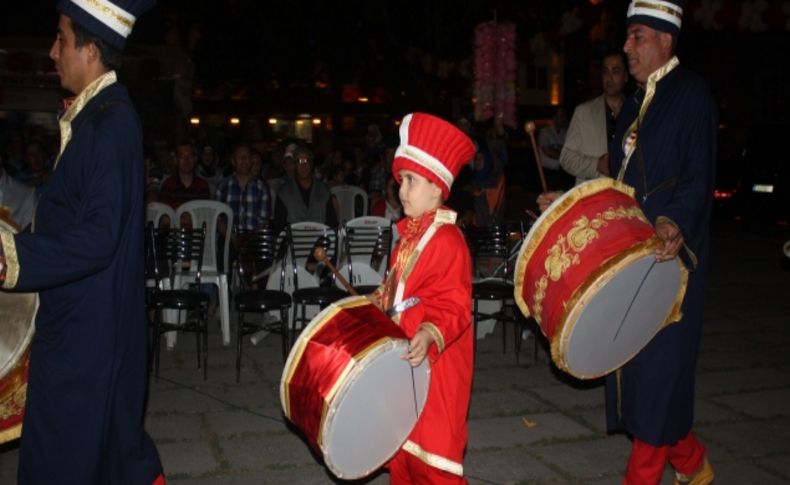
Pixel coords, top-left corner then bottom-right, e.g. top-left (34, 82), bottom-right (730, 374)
top-left (420, 322), bottom-right (445, 353)
top-left (514, 178), bottom-right (635, 320)
top-left (0, 423), bottom-right (22, 444)
top-left (0, 229), bottom-right (19, 289)
top-left (0, 384), bottom-right (27, 421)
top-left (617, 56), bottom-right (680, 181)
top-left (56, 70), bottom-right (117, 169)
top-left (73, 0), bottom-right (135, 29)
top-left (402, 439), bottom-right (464, 476)
top-left (633, 1), bottom-right (683, 19)
top-left (530, 204), bottom-right (648, 323)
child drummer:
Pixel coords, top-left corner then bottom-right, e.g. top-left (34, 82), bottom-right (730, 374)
top-left (372, 112), bottom-right (476, 484)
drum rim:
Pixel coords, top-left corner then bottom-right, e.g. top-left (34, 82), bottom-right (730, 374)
top-left (513, 178), bottom-right (637, 320)
top-left (553, 237), bottom-right (688, 379)
top-left (320, 338), bottom-right (430, 479)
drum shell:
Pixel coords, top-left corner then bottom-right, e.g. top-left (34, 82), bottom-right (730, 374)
top-left (0, 217), bottom-right (37, 444)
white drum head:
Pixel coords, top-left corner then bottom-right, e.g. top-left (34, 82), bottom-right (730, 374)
top-left (559, 253), bottom-right (684, 379)
top-left (322, 340), bottom-right (430, 479)
top-left (0, 219), bottom-right (37, 380)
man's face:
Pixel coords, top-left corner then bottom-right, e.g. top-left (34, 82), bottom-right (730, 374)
top-left (295, 153), bottom-right (313, 181)
top-left (623, 23), bottom-right (671, 86)
top-left (49, 15), bottom-right (91, 95)
top-left (601, 54), bottom-right (627, 97)
top-left (175, 145), bottom-right (196, 176)
top-left (398, 169), bottom-right (441, 218)
top-left (232, 146), bottom-right (252, 176)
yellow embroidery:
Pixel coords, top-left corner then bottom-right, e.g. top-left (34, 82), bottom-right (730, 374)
top-left (531, 205), bottom-right (648, 321)
top-left (0, 384), bottom-right (26, 421)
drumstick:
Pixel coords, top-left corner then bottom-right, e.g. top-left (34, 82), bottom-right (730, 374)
top-left (524, 121), bottom-right (549, 193)
top-left (313, 246), bottom-right (358, 296)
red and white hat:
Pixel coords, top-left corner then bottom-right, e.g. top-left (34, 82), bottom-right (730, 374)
top-left (393, 112), bottom-right (475, 199)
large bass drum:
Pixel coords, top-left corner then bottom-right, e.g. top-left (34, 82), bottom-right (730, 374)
top-left (0, 214), bottom-right (38, 444)
top-left (514, 179), bottom-right (688, 379)
top-left (281, 295), bottom-right (430, 480)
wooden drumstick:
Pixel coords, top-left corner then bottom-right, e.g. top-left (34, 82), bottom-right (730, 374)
top-left (313, 246), bottom-right (358, 296)
top-left (524, 121), bottom-right (549, 194)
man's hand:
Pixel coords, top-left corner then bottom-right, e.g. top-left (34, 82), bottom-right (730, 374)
top-left (536, 191), bottom-right (563, 213)
top-left (403, 328), bottom-right (434, 367)
top-left (597, 153), bottom-right (610, 176)
top-left (655, 219), bottom-right (684, 262)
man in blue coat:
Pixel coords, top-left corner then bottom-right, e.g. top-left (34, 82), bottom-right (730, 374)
top-left (0, 1), bottom-right (163, 483)
top-left (607, 1), bottom-right (717, 484)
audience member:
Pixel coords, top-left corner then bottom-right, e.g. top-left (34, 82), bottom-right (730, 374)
top-left (561, 50), bottom-right (628, 185)
top-left (0, 160), bottom-right (36, 229)
top-left (538, 107), bottom-right (573, 190)
top-left (158, 140), bottom-right (210, 210)
top-left (274, 145), bottom-right (338, 230)
top-left (216, 142), bottom-right (271, 233)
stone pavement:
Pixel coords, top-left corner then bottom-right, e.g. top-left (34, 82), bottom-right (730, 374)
top-left (2, 227), bottom-right (789, 484)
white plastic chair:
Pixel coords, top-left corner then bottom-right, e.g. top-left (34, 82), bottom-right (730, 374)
top-left (146, 202), bottom-right (175, 227)
top-left (330, 185), bottom-right (368, 224)
top-left (336, 216), bottom-right (394, 292)
top-left (174, 199), bottom-right (234, 346)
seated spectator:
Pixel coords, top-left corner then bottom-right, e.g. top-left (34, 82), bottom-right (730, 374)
top-left (159, 140), bottom-right (210, 227)
top-left (0, 161), bottom-right (36, 230)
top-left (196, 143), bottom-right (224, 196)
top-left (216, 142), bottom-right (271, 234)
top-left (274, 145), bottom-right (338, 231)
top-left (370, 176), bottom-right (402, 222)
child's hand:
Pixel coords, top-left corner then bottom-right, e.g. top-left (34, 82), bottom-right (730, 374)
top-left (404, 328), bottom-right (434, 367)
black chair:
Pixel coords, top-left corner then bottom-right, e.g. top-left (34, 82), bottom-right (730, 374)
top-left (147, 222), bottom-right (211, 380)
top-left (233, 226), bottom-right (291, 382)
top-left (341, 217), bottom-right (394, 295)
top-left (287, 222), bottom-right (347, 348)
top-left (467, 221), bottom-right (533, 363)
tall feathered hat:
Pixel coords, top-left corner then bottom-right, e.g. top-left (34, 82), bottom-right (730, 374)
top-left (57, 0), bottom-right (156, 50)
top-left (626, 0), bottom-right (684, 38)
top-left (392, 113), bottom-right (475, 200)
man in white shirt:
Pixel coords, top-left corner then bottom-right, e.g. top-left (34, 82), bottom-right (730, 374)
top-left (0, 161), bottom-right (36, 229)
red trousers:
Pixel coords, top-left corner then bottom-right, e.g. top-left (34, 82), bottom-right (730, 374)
top-left (623, 431), bottom-right (706, 485)
top-left (153, 474), bottom-right (166, 485)
top-left (389, 449), bottom-right (467, 485)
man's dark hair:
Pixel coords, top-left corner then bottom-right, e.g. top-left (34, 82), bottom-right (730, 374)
top-left (176, 139), bottom-right (198, 156)
top-left (602, 49), bottom-right (627, 68)
top-left (71, 19), bottom-right (123, 71)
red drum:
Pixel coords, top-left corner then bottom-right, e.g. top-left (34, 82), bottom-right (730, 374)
top-left (280, 295), bottom-right (430, 479)
top-left (514, 179), bottom-right (688, 379)
top-left (0, 216), bottom-right (38, 444)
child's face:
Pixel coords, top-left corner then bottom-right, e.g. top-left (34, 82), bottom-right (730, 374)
top-left (398, 169), bottom-right (442, 218)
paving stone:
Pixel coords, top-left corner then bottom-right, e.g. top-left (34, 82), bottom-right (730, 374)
top-left (698, 419), bottom-right (790, 457)
top-left (204, 410), bottom-right (288, 438)
top-left (473, 364), bottom-right (557, 392)
top-left (469, 389), bottom-right (548, 419)
top-left (754, 454), bottom-right (790, 481)
top-left (468, 413), bottom-right (594, 450)
top-left (146, 387), bottom-right (233, 415)
top-left (692, 398), bottom-right (741, 425)
top-left (0, 442), bottom-right (19, 483)
top-left (573, 407), bottom-right (608, 435)
top-left (711, 389), bottom-right (790, 418)
top-left (465, 446), bottom-right (563, 484)
top-left (696, 368), bottom-right (790, 397)
top-left (219, 432), bottom-right (318, 472)
top-left (158, 441), bottom-right (220, 478)
top-left (530, 382), bottom-right (606, 411)
top-left (146, 414), bottom-right (206, 442)
top-left (705, 457), bottom-right (788, 485)
top-left (528, 435), bottom-right (631, 481)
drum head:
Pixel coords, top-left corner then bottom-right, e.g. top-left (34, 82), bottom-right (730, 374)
top-left (0, 219), bottom-right (37, 381)
top-left (558, 253), bottom-right (684, 379)
top-left (322, 340), bottom-right (430, 480)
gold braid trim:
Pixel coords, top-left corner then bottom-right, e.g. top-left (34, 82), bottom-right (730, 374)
top-left (402, 440), bottom-right (463, 476)
top-left (419, 322), bottom-right (445, 353)
top-left (633, 1), bottom-right (683, 19)
top-left (617, 56), bottom-right (680, 181)
top-left (56, 71), bottom-right (117, 169)
top-left (0, 229), bottom-right (19, 289)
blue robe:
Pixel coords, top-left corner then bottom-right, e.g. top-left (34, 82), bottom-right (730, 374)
top-left (606, 65), bottom-right (718, 445)
top-left (7, 82), bottom-right (162, 483)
